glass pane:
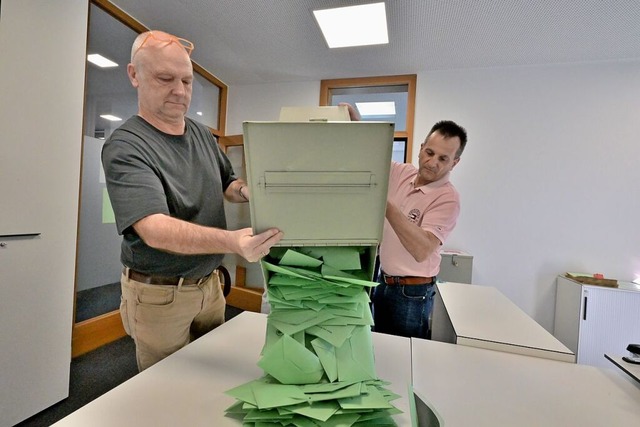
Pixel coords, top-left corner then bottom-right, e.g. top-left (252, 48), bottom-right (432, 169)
top-left (329, 85), bottom-right (408, 132)
top-left (84, 4), bottom-right (138, 140)
top-left (77, 4), bottom-right (138, 320)
top-left (187, 73), bottom-right (220, 129)
top-left (78, 3), bottom-right (227, 323)
top-left (392, 138), bottom-right (407, 163)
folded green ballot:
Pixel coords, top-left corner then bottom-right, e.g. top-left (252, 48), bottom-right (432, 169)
top-left (224, 247), bottom-right (401, 426)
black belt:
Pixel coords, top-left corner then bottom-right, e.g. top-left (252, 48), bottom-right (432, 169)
top-left (382, 271), bottom-right (434, 286)
top-left (124, 268), bottom-right (213, 286)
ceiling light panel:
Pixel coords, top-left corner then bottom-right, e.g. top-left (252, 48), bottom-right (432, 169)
top-left (100, 114), bottom-right (122, 121)
top-left (87, 54), bottom-right (118, 68)
top-left (314, 2), bottom-right (389, 48)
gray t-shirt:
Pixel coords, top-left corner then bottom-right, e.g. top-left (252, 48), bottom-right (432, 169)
top-left (102, 115), bottom-right (236, 278)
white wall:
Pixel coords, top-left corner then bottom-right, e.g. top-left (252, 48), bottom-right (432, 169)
top-left (418, 62), bottom-right (640, 330)
top-left (227, 81), bottom-right (321, 134)
top-left (227, 60), bottom-right (640, 331)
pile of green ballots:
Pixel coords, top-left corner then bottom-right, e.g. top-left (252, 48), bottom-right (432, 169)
top-left (225, 246), bottom-right (401, 426)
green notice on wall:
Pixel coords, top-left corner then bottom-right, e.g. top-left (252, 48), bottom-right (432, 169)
top-left (102, 188), bottom-right (115, 224)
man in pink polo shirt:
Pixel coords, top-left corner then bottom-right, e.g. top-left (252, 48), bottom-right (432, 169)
top-left (372, 120), bottom-right (467, 339)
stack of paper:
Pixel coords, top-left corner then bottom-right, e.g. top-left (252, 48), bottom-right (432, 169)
top-left (225, 247), bottom-right (401, 426)
top-left (565, 272), bottom-right (618, 287)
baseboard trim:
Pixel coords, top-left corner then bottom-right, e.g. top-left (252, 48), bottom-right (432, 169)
top-left (225, 286), bottom-right (263, 312)
top-left (225, 265), bottom-right (263, 312)
top-left (71, 281), bottom-right (262, 358)
top-left (72, 310), bottom-right (126, 358)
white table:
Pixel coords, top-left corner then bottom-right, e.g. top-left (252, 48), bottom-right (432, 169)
top-left (412, 338), bottom-right (640, 426)
top-left (52, 311), bottom-right (412, 427)
top-left (432, 282), bottom-right (575, 362)
top-left (605, 354), bottom-right (640, 384)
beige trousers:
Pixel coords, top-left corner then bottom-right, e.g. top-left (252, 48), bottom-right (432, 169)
top-left (120, 271), bottom-right (225, 371)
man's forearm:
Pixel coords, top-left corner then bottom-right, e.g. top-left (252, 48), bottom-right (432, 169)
top-left (133, 213), bottom-right (236, 255)
top-left (385, 201), bottom-right (441, 263)
top-left (132, 213), bottom-right (283, 263)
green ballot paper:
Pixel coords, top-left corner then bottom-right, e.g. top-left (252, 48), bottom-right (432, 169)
top-left (225, 248), bottom-right (402, 426)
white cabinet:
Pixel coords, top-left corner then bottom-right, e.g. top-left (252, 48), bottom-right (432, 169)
top-left (0, 1), bottom-right (87, 425)
top-left (439, 251), bottom-right (473, 283)
top-left (553, 276), bottom-right (640, 369)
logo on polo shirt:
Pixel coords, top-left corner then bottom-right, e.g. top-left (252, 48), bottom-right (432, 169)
top-left (407, 209), bottom-right (421, 223)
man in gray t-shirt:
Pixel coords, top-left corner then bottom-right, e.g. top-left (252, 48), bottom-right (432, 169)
top-left (102, 30), bottom-right (283, 371)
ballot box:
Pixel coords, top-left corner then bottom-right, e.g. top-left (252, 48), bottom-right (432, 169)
top-left (243, 121), bottom-right (395, 282)
top-left (226, 121), bottom-right (401, 426)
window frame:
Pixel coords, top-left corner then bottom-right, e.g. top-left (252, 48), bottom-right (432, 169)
top-left (319, 74), bottom-right (416, 161)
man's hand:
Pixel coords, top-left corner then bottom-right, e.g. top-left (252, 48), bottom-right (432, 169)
top-left (225, 179), bottom-right (250, 203)
top-left (230, 227), bottom-right (284, 262)
top-left (339, 102), bottom-right (361, 121)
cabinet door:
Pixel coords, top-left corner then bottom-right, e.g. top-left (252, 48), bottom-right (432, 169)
top-left (0, 0), bottom-right (87, 424)
top-left (0, 237), bottom-right (74, 424)
top-left (578, 287), bottom-right (640, 368)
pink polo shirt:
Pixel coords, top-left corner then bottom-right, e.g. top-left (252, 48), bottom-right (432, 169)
top-left (380, 161), bottom-right (460, 277)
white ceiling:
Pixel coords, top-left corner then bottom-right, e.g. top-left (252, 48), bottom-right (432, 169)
top-left (106, 0), bottom-right (640, 86)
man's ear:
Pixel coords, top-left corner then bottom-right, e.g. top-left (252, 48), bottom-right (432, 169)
top-left (452, 157), bottom-right (461, 169)
top-left (127, 63), bottom-right (139, 88)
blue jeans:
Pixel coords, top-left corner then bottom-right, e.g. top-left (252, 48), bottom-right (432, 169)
top-left (371, 275), bottom-right (436, 339)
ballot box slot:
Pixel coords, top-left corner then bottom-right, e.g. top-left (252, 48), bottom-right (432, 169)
top-left (261, 171), bottom-right (376, 192)
top-left (274, 240), bottom-right (379, 247)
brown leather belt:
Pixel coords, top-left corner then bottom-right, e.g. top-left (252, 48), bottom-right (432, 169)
top-left (124, 268), bottom-right (213, 286)
top-left (382, 272), bottom-right (434, 286)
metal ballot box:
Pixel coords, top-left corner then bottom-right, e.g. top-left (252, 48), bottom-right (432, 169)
top-left (242, 121), bottom-right (395, 281)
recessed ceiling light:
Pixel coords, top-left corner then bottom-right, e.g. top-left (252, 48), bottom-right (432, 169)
top-left (100, 114), bottom-right (122, 122)
top-left (313, 2), bottom-right (388, 48)
top-left (87, 54), bottom-right (118, 68)
top-left (196, 111), bottom-right (203, 116)
top-left (356, 101), bottom-right (396, 116)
